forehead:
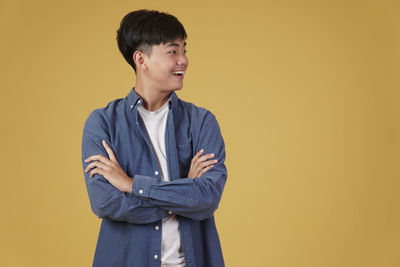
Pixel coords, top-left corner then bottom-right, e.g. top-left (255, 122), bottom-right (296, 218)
top-left (162, 38), bottom-right (187, 48)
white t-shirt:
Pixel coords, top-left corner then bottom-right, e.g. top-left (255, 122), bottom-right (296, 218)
top-left (137, 99), bottom-right (185, 267)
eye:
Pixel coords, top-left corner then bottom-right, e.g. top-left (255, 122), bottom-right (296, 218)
top-left (183, 49), bottom-right (187, 54)
top-left (168, 50), bottom-right (176, 54)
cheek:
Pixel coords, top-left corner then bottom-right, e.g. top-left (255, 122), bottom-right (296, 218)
top-left (155, 60), bottom-right (173, 71)
top-left (150, 63), bottom-right (169, 77)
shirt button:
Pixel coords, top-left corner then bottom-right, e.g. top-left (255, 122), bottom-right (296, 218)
top-left (130, 104), bottom-right (134, 109)
top-left (155, 171), bottom-right (159, 175)
top-left (139, 189), bottom-right (143, 194)
top-left (154, 254), bottom-right (158, 259)
top-left (155, 226), bottom-right (159, 230)
top-left (138, 99), bottom-right (141, 104)
top-left (168, 210), bottom-right (173, 215)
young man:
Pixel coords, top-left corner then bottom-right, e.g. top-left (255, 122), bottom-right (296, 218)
top-left (81, 10), bottom-right (227, 267)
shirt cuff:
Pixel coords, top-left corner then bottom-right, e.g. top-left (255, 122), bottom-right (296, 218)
top-left (131, 174), bottom-right (158, 199)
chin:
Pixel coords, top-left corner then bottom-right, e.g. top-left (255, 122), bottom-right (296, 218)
top-left (170, 84), bottom-right (184, 91)
top-left (160, 86), bottom-right (183, 93)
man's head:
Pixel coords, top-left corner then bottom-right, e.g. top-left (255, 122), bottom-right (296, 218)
top-left (116, 9), bottom-right (187, 72)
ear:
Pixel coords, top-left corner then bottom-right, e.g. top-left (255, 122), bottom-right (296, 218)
top-left (133, 51), bottom-right (148, 71)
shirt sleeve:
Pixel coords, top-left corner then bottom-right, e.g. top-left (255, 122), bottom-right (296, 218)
top-left (130, 113), bottom-right (228, 221)
top-left (82, 110), bottom-right (168, 224)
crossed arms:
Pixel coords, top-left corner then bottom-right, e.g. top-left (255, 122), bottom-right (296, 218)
top-left (81, 110), bottom-right (227, 224)
top-left (84, 141), bottom-right (217, 194)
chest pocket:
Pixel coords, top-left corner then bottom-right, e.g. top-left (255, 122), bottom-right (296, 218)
top-left (176, 142), bottom-right (193, 178)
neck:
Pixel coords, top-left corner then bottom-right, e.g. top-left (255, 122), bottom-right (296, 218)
top-left (134, 81), bottom-right (171, 111)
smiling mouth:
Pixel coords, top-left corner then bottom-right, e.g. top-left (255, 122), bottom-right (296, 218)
top-left (172, 71), bottom-right (185, 77)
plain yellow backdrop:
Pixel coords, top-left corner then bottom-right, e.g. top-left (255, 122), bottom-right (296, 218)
top-left (0, 0), bottom-right (399, 266)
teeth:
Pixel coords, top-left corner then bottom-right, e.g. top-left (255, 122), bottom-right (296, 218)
top-left (172, 71), bottom-right (184, 75)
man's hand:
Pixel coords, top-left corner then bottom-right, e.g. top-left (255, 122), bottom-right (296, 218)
top-left (85, 141), bottom-right (216, 192)
top-left (85, 140), bottom-right (133, 194)
top-left (188, 149), bottom-right (218, 179)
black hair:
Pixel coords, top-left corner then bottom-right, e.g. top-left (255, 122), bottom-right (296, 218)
top-left (116, 9), bottom-right (187, 72)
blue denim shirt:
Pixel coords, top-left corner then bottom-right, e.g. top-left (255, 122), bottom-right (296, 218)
top-left (81, 88), bottom-right (227, 267)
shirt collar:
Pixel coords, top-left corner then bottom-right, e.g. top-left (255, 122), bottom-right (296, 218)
top-left (126, 87), bottom-right (178, 110)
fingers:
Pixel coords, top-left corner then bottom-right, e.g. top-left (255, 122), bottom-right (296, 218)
top-left (191, 163), bottom-right (215, 179)
top-left (198, 152), bottom-right (215, 163)
top-left (198, 165), bottom-right (214, 177)
top-left (195, 151), bottom-right (217, 168)
top-left (84, 140), bottom-right (117, 164)
top-left (102, 140), bottom-right (117, 162)
top-left (84, 154), bottom-right (111, 164)
top-left (188, 149), bottom-right (218, 179)
top-left (84, 140), bottom-right (122, 179)
top-left (199, 158), bottom-right (218, 168)
top-left (191, 149), bottom-right (204, 163)
top-left (193, 159), bottom-right (217, 177)
top-left (192, 149), bottom-right (215, 163)
top-left (85, 161), bottom-right (109, 177)
top-left (89, 167), bottom-right (105, 179)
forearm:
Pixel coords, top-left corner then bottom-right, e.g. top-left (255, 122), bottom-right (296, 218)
top-left (84, 171), bottom-right (168, 224)
top-left (82, 111), bottom-right (167, 224)
top-left (130, 162), bottom-right (227, 221)
top-left (128, 113), bottom-right (228, 220)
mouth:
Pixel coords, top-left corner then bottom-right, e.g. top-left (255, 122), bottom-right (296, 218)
top-left (172, 70), bottom-right (185, 79)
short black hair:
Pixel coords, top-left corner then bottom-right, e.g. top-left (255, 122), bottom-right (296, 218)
top-left (116, 9), bottom-right (187, 72)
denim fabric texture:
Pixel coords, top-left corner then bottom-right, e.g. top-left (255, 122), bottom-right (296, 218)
top-left (81, 88), bottom-right (227, 267)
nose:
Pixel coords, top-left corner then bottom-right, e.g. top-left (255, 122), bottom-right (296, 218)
top-left (177, 53), bottom-right (189, 68)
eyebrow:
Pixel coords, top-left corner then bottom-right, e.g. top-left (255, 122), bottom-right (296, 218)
top-left (165, 42), bottom-right (187, 48)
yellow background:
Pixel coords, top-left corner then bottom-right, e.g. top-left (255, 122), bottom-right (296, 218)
top-left (1, 0), bottom-right (399, 266)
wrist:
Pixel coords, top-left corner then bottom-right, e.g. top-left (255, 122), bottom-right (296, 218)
top-left (124, 176), bottom-right (133, 194)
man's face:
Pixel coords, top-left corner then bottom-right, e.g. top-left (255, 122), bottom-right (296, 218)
top-left (143, 38), bottom-right (189, 92)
